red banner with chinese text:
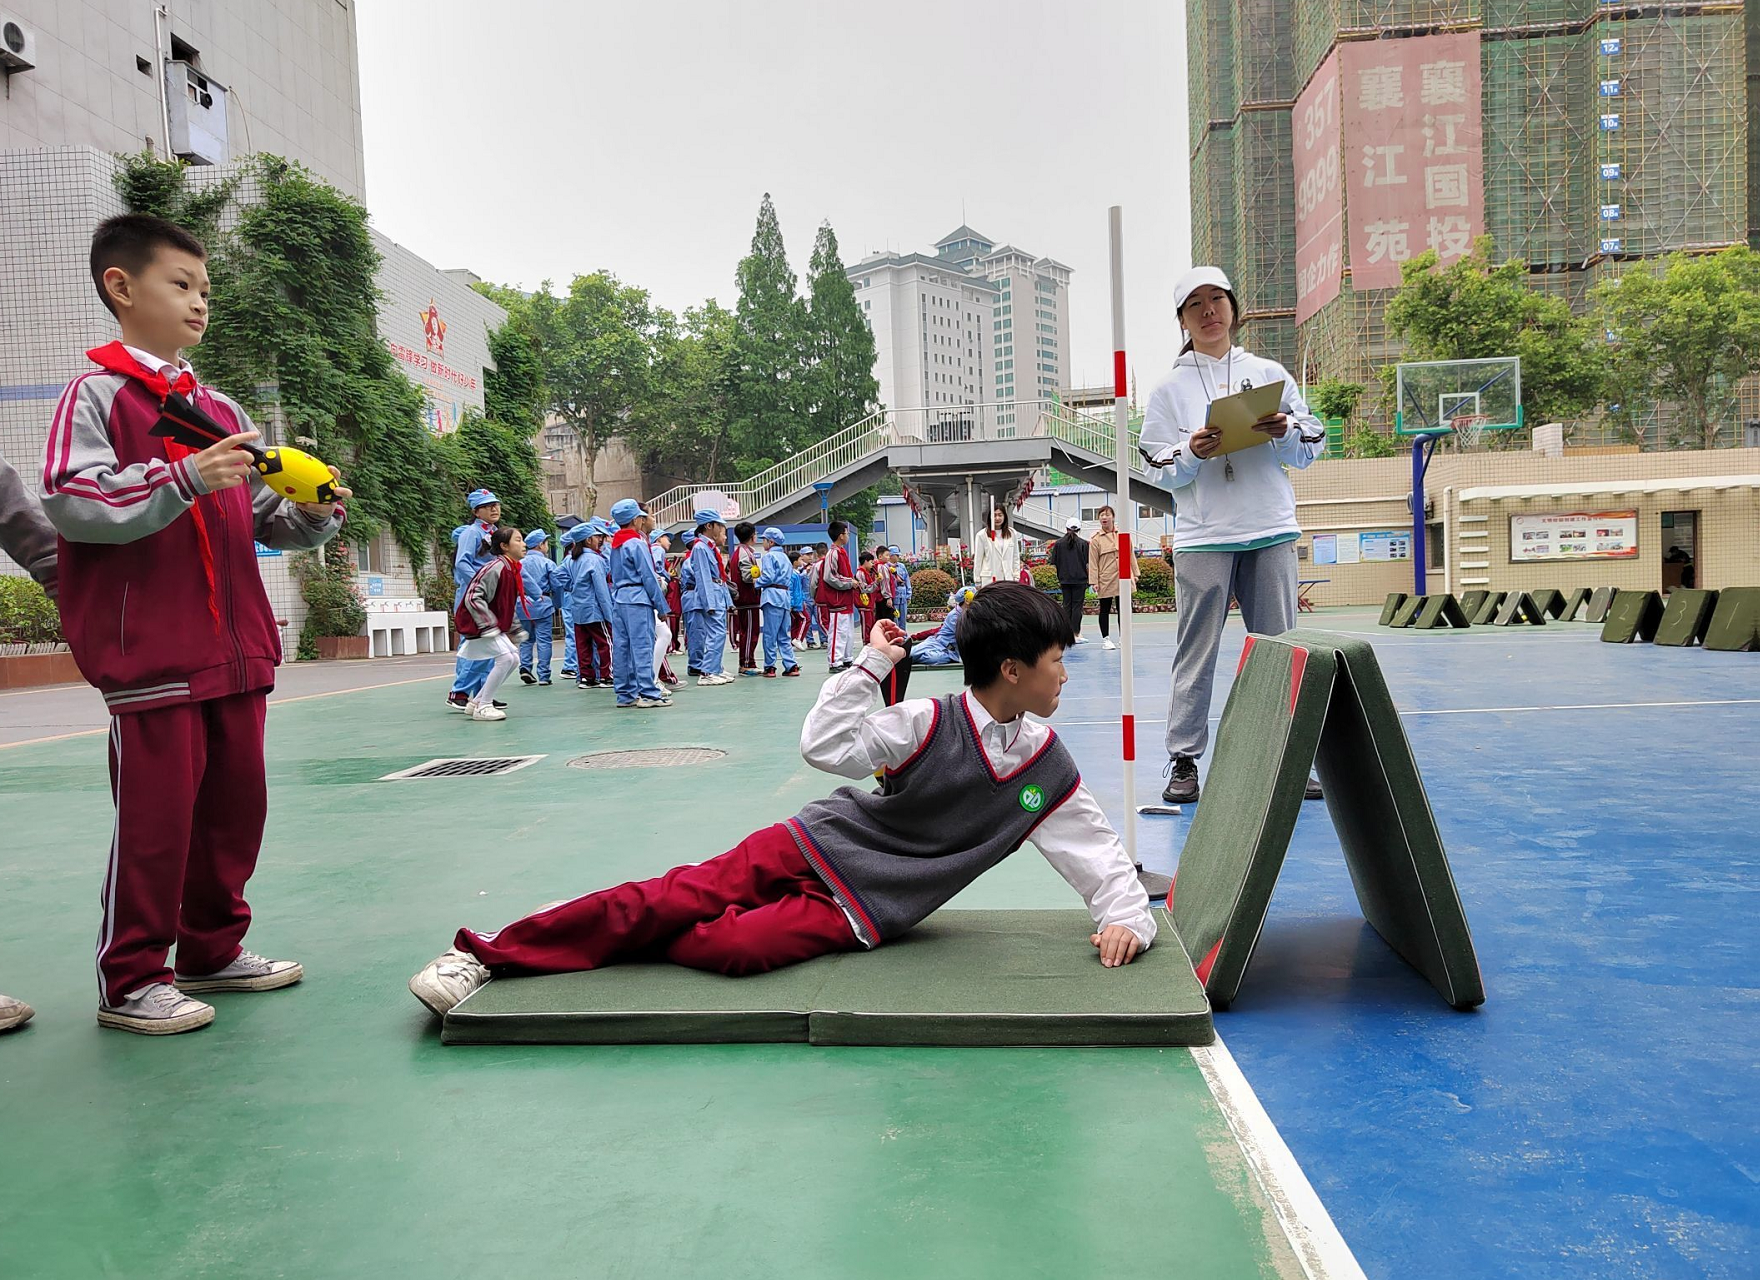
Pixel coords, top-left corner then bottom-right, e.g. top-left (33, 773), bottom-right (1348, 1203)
top-left (1340, 33), bottom-right (1483, 291)
top-left (1293, 51), bottom-right (1343, 325)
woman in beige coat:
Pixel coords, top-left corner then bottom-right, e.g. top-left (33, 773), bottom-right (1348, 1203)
top-left (1086, 505), bottom-right (1121, 650)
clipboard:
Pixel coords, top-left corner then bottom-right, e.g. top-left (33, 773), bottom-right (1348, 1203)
top-left (1204, 382), bottom-right (1285, 456)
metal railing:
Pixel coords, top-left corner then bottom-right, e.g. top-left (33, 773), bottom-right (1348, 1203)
top-left (644, 400), bottom-right (1151, 525)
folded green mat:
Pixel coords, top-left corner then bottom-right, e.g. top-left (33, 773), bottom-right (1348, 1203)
top-left (1601, 589), bottom-right (1663, 643)
top-left (1705, 587), bottom-right (1760, 652)
top-left (442, 909), bottom-right (1214, 1047)
top-left (1585, 585), bottom-right (1618, 623)
top-left (1167, 630), bottom-right (1484, 1011)
top-left (1557, 587), bottom-right (1591, 621)
top-left (1379, 592), bottom-right (1408, 626)
top-left (1412, 594), bottom-right (1470, 629)
top-left (1653, 589), bottom-right (1718, 647)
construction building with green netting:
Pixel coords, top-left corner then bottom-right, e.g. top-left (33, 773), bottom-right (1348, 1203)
top-left (1187, 1), bottom-right (1759, 435)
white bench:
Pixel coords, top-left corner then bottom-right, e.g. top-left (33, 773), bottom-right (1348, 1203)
top-left (360, 598), bottom-right (451, 657)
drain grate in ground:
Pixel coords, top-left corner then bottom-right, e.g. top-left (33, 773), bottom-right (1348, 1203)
top-left (568, 747), bottom-right (728, 770)
top-left (379, 755), bottom-right (547, 781)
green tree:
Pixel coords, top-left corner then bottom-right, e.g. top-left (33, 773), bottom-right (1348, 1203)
top-left (730, 193), bottom-right (810, 473)
top-left (627, 300), bottom-right (740, 488)
top-left (514, 272), bottom-right (664, 516)
top-left (438, 411), bottom-right (551, 537)
top-left (1594, 247), bottom-right (1760, 449)
top-left (803, 220), bottom-right (880, 438)
top-left (1308, 378), bottom-right (1365, 422)
top-left (1383, 238), bottom-right (1606, 434)
top-left (482, 312), bottom-right (545, 430)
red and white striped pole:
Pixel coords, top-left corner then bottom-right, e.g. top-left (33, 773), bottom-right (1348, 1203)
top-left (1108, 206), bottom-right (1137, 862)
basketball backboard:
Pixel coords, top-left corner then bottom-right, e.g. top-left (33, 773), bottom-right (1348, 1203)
top-left (1395, 357), bottom-right (1522, 439)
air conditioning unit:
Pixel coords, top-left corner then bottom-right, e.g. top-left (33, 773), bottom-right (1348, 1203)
top-left (0, 12), bottom-right (37, 72)
top-left (165, 59), bottom-right (228, 165)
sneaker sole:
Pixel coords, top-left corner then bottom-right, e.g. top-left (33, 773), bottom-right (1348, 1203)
top-left (97, 1004), bottom-right (215, 1035)
top-left (174, 963), bottom-right (304, 994)
top-left (0, 1007), bottom-right (34, 1033)
top-left (408, 974), bottom-right (458, 1018)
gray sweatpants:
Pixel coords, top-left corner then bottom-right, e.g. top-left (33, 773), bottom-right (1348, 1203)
top-left (1164, 539), bottom-right (1299, 759)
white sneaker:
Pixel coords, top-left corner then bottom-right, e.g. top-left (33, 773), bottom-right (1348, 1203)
top-left (634, 696), bottom-right (674, 708)
top-left (697, 675), bottom-right (720, 686)
top-left (0, 994), bottom-right (34, 1033)
top-left (409, 948), bottom-right (492, 1017)
top-left (1072, 635), bottom-right (1086, 644)
top-left (175, 949), bottom-right (303, 993)
top-left (1102, 639), bottom-right (1117, 650)
top-left (469, 702), bottom-right (506, 721)
top-left (98, 982), bottom-right (215, 1035)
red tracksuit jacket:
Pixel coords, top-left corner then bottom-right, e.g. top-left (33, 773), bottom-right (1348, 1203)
top-left (40, 342), bottom-right (345, 714)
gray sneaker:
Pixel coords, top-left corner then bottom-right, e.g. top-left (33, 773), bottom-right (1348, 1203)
top-left (408, 948), bottom-right (492, 1017)
top-left (175, 949), bottom-right (304, 994)
top-left (98, 982), bottom-right (215, 1035)
top-left (634, 696), bottom-right (674, 708)
top-left (0, 994), bottom-right (34, 1033)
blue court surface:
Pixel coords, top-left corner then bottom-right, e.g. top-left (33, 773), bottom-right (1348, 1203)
top-left (1059, 609), bottom-right (1759, 1280)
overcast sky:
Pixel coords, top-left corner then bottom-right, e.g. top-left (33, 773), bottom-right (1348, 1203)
top-left (355, 0), bottom-right (1191, 395)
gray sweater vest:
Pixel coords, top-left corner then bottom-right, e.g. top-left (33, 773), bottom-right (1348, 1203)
top-left (788, 693), bottom-right (1081, 947)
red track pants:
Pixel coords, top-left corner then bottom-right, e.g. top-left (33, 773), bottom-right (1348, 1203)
top-left (731, 605), bottom-right (760, 669)
top-left (457, 823), bottom-right (859, 977)
top-left (96, 692), bottom-right (268, 1004)
top-left (574, 622), bottom-right (612, 683)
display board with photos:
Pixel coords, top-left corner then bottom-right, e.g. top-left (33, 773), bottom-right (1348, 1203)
top-left (1509, 511), bottom-right (1638, 562)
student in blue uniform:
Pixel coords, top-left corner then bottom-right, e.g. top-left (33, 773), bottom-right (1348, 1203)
top-left (558, 522), bottom-right (584, 679)
top-left (755, 526), bottom-right (801, 678)
top-left (516, 528), bottom-right (562, 685)
top-left (567, 519), bottom-right (616, 689)
top-left (912, 586), bottom-right (974, 666)
top-left (446, 489), bottom-right (503, 712)
top-left (890, 545), bottom-right (913, 619)
top-left (682, 509), bottom-right (733, 686)
top-left (606, 500), bottom-right (672, 709)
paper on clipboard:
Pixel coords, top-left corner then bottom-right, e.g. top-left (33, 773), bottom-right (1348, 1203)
top-left (1204, 382), bottom-right (1286, 456)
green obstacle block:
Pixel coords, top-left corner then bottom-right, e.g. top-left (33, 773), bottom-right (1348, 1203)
top-left (1704, 587), bottom-right (1760, 652)
top-left (1388, 595), bottom-right (1425, 628)
top-left (1470, 591), bottom-right (1507, 625)
top-left (1653, 589), bottom-right (1719, 647)
top-left (1458, 589), bottom-right (1490, 618)
top-left (1600, 589), bottom-right (1664, 643)
top-left (1557, 587), bottom-right (1591, 622)
top-left (1494, 591), bottom-right (1547, 626)
top-left (442, 910), bottom-right (1215, 1048)
top-left (1166, 631), bottom-right (1485, 1012)
top-left (1530, 588), bottom-right (1565, 618)
top-left (1412, 594), bottom-right (1471, 630)
top-left (1379, 592), bottom-right (1409, 626)
top-left (1585, 586), bottom-right (1619, 623)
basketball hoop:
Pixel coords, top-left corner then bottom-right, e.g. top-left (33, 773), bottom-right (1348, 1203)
top-left (1448, 413), bottom-right (1492, 450)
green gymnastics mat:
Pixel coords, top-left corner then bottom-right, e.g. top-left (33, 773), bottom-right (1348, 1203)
top-left (1601, 589), bottom-right (1664, 643)
top-left (1379, 592), bottom-right (1408, 626)
top-left (1557, 587), bottom-right (1591, 621)
top-left (1705, 587), bottom-right (1760, 651)
top-left (1412, 594), bottom-right (1470, 629)
top-left (1458, 589), bottom-right (1490, 619)
top-left (1470, 591), bottom-right (1507, 625)
top-left (1494, 591), bottom-right (1547, 626)
top-left (1653, 589), bottom-right (1719, 647)
top-left (1529, 588), bottom-right (1564, 618)
top-left (1166, 630), bottom-right (1484, 1012)
top-left (441, 910), bottom-right (1214, 1047)
top-left (1585, 585), bottom-right (1618, 623)
top-left (1388, 594), bottom-right (1424, 628)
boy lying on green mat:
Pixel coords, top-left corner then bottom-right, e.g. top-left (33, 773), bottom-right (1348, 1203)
top-left (410, 583), bottom-right (1154, 1016)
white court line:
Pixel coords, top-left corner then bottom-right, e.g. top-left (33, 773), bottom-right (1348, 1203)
top-left (1193, 1037), bottom-right (1367, 1280)
top-left (1056, 696), bottom-right (1760, 728)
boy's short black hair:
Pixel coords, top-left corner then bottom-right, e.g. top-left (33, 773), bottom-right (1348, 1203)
top-left (955, 582), bottom-right (1073, 689)
top-left (90, 214), bottom-right (207, 319)
top-left (733, 520), bottom-right (756, 543)
top-left (816, 542), bottom-right (829, 553)
top-left (827, 520), bottom-right (848, 543)
top-left (858, 550), bottom-right (874, 565)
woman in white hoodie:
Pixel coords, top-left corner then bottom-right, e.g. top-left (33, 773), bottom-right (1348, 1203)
top-left (972, 504), bottom-right (1021, 586)
top-left (1140, 267), bottom-right (1327, 805)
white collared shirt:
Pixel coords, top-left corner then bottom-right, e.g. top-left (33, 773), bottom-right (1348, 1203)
top-left (122, 344), bottom-right (195, 383)
top-left (799, 645), bottom-right (1156, 947)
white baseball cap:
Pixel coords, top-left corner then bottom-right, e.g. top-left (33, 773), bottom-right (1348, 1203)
top-left (1065, 517), bottom-right (1082, 530)
top-left (1173, 266), bottom-right (1234, 315)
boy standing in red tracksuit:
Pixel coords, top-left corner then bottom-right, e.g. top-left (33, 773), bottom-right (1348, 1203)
top-left (815, 519), bottom-right (860, 672)
top-left (42, 214), bottom-right (348, 1036)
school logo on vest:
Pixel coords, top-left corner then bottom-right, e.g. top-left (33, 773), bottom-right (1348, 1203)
top-left (1018, 784), bottom-right (1046, 813)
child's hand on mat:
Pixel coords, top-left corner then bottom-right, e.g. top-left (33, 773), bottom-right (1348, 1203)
top-left (1090, 925), bottom-right (1142, 967)
top-left (1251, 412), bottom-right (1290, 437)
top-left (194, 430), bottom-right (260, 492)
top-left (1189, 425), bottom-right (1223, 459)
top-left (870, 619), bottom-right (907, 663)
top-left (297, 464), bottom-right (351, 519)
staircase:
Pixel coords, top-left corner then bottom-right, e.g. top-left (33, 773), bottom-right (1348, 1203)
top-left (645, 399), bottom-right (1155, 528)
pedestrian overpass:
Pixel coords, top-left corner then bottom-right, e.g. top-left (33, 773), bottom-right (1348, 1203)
top-left (646, 400), bottom-right (1171, 543)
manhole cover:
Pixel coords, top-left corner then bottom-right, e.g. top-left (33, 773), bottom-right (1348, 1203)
top-left (380, 755), bottom-right (546, 781)
top-left (568, 747), bottom-right (728, 770)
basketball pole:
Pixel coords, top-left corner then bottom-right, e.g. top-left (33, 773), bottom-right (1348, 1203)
top-left (1108, 206), bottom-right (1137, 863)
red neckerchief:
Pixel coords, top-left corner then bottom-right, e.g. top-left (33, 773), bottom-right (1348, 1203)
top-left (86, 342), bottom-right (220, 629)
top-left (611, 527), bottom-right (643, 549)
top-left (507, 554), bottom-right (529, 610)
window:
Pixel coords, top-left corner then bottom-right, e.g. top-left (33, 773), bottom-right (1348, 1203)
top-left (354, 537), bottom-right (381, 574)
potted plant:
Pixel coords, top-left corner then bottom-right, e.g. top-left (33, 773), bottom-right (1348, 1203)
top-left (294, 541), bottom-right (370, 660)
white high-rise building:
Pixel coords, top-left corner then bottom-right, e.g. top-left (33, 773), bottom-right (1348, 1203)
top-left (848, 226), bottom-right (1072, 426)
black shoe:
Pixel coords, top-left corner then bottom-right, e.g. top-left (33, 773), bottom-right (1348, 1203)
top-left (492, 700), bottom-right (507, 710)
top-left (1162, 755), bottom-right (1199, 805)
top-left (1304, 775), bottom-right (1323, 801)
top-left (687, 668), bottom-right (703, 677)
top-left (518, 669), bottom-right (537, 685)
top-left (576, 679), bottom-right (591, 689)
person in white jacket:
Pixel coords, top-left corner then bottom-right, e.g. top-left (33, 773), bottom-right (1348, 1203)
top-left (1139, 266), bottom-right (1327, 805)
top-left (973, 504), bottom-right (1021, 586)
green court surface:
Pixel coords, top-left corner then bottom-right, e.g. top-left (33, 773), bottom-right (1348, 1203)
top-left (0, 640), bottom-right (1307, 1279)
